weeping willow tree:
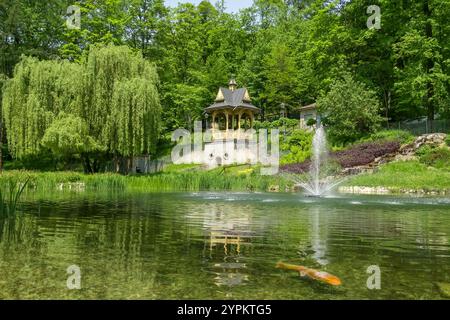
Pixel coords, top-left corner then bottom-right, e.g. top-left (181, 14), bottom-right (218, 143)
top-left (0, 73), bottom-right (8, 171)
top-left (106, 78), bottom-right (161, 171)
top-left (82, 45), bottom-right (161, 172)
top-left (2, 57), bottom-right (83, 159)
top-left (2, 46), bottom-right (161, 173)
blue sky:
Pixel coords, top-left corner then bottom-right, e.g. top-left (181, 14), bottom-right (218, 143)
top-left (165, 0), bottom-right (254, 13)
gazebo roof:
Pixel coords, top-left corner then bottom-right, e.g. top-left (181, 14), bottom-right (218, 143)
top-left (205, 81), bottom-right (260, 114)
top-left (298, 103), bottom-right (317, 111)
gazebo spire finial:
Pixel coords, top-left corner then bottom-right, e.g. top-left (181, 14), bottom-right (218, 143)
top-left (228, 77), bottom-right (237, 91)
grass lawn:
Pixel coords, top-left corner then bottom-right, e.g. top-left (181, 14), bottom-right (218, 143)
top-left (345, 161), bottom-right (450, 191)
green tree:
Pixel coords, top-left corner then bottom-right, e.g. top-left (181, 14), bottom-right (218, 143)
top-left (2, 46), bottom-right (161, 173)
top-left (264, 42), bottom-right (299, 113)
top-left (41, 113), bottom-right (101, 172)
top-left (393, 0), bottom-right (450, 123)
top-left (59, 0), bottom-right (129, 61)
top-left (2, 57), bottom-right (83, 159)
top-left (125, 0), bottom-right (168, 60)
top-left (317, 74), bottom-right (384, 144)
top-left (0, 73), bottom-right (7, 170)
top-left (0, 0), bottom-right (68, 75)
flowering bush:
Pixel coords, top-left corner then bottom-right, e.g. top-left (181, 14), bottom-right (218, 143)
top-left (280, 141), bottom-right (400, 173)
top-left (333, 141), bottom-right (400, 168)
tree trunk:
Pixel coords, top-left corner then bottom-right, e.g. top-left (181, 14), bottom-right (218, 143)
top-left (93, 158), bottom-right (99, 173)
top-left (384, 90), bottom-right (391, 128)
top-left (114, 155), bottom-right (120, 173)
top-left (127, 156), bottom-right (133, 175)
top-left (82, 154), bottom-right (93, 174)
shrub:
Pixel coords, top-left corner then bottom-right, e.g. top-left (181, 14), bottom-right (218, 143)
top-left (415, 145), bottom-right (433, 157)
top-left (361, 130), bottom-right (415, 144)
top-left (281, 140), bottom-right (400, 173)
top-left (418, 147), bottom-right (450, 170)
top-left (306, 118), bottom-right (317, 127)
top-left (446, 134), bottom-right (450, 147)
top-left (280, 130), bottom-right (313, 165)
top-left (333, 141), bottom-right (400, 168)
top-left (317, 73), bottom-right (384, 144)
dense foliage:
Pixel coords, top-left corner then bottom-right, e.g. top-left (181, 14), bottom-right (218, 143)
top-left (280, 130), bottom-right (313, 165)
top-left (1, 0), bottom-right (449, 130)
top-left (317, 74), bottom-right (384, 143)
top-left (2, 46), bottom-right (161, 172)
top-left (1, 0), bottom-right (450, 171)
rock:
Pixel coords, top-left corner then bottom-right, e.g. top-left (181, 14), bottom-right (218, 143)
top-left (399, 143), bottom-right (416, 157)
top-left (394, 154), bottom-right (418, 162)
top-left (338, 186), bottom-right (391, 195)
top-left (414, 133), bottom-right (447, 149)
top-left (436, 282), bottom-right (450, 298)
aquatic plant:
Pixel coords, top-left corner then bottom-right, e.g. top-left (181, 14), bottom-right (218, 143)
top-left (0, 176), bottom-right (30, 217)
top-left (0, 170), bottom-right (294, 193)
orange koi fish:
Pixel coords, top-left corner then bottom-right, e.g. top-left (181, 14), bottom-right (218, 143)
top-left (276, 262), bottom-right (342, 286)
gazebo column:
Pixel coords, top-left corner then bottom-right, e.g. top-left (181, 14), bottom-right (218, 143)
top-left (238, 112), bottom-right (242, 130)
top-left (237, 112), bottom-right (242, 139)
top-left (224, 110), bottom-right (229, 139)
top-left (250, 113), bottom-right (254, 128)
top-left (232, 112), bottom-right (236, 130)
top-left (225, 111), bottom-right (229, 131)
top-left (234, 112), bottom-right (239, 138)
top-left (211, 112), bottom-right (216, 140)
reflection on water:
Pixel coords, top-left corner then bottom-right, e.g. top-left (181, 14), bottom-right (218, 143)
top-left (0, 191), bottom-right (449, 299)
top-left (187, 203), bottom-right (255, 287)
top-left (309, 207), bottom-right (329, 266)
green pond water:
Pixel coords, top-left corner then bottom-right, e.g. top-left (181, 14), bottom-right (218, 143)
top-left (0, 191), bottom-right (449, 300)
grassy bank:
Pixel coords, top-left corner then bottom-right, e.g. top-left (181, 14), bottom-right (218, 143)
top-left (0, 167), bottom-right (293, 193)
top-left (345, 161), bottom-right (450, 192)
top-left (3, 160), bottom-right (450, 194)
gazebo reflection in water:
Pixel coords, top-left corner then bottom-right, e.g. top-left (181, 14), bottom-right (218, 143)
top-left (191, 203), bottom-right (256, 287)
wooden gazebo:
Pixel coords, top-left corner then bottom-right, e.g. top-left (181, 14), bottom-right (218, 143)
top-left (205, 80), bottom-right (260, 139)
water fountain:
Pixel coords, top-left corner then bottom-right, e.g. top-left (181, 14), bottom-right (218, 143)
top-left (285, 126), bottom-right (344, 197)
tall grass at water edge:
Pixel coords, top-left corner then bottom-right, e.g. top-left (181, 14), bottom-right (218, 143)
top-left (0, 170), bottom-right (293, 193)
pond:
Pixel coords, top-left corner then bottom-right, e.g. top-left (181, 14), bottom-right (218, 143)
top-left (0, 191), bottom-right (449, 299)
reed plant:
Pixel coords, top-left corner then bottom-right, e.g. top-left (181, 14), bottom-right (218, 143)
top-left (0, 175), bottom-right (30, 217)
top-left (0, 169), bottom-right (293, 193)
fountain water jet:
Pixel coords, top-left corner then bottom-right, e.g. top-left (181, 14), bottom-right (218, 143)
top-left (284, 126), bottom-right (345, 197)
